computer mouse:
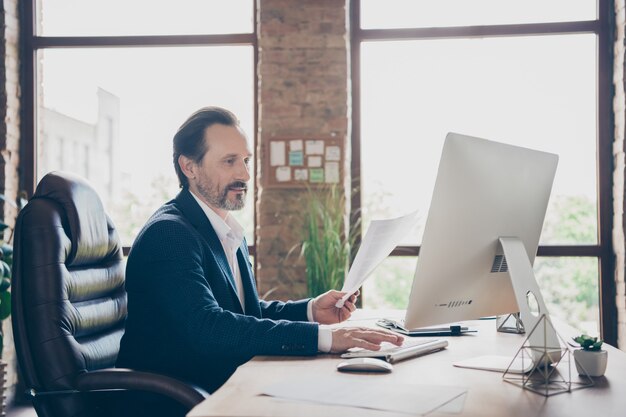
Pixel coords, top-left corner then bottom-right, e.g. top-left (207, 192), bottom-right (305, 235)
top-left (336, 357), bottom-right (393, 373)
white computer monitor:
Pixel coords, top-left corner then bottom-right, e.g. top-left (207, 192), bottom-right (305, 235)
top-left (403, 133), bottom-right (560, 360)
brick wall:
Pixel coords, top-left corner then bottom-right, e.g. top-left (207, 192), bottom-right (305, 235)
top-left (0, 0), bottom-right (21, 402)
top-left (615, 0), bottom-right (626, 349)
top-left (256, 0), bottom-right (350, 300)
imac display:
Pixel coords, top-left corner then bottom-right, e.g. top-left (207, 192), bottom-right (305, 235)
top-left (403, 132), bottom-right (558, 354)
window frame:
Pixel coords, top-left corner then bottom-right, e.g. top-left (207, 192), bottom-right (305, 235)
top-left (20, 0), bottom-right (259, 258)
top-left (349, 0), bottom-right (616, 344)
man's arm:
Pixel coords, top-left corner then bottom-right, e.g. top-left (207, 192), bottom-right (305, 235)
top-left (127, 218), bottom-right (319, 358)
top-left (128, 217), bottom-right (401, 358)
top-left (259, 299), bottom-right (311, 321)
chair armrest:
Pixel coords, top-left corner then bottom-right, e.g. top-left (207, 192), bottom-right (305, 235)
top-left (75, 368), bottom-right (208, 409)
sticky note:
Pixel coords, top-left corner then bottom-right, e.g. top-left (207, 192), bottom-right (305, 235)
top-left (276, 166), bottom-right (291, 182)
top-left (270, 141), bottom-right (286, 166)
top-left (310, 168), bottom-right (324, 183)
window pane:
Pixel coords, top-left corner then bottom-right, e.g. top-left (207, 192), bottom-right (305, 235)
top-left (535, 257), bottom-right (599, 336)
top-left (361, 35), bottom-right (597, 246)
top-left (363, 256), bottom-right (600, 337)
top-left (37, 46), bottom-right (255, 246)
top-left (363, 257), bottom-right (417, 308)
top-left (38, 0), bottom-right (254, 36)
top-left (361, 0), bottom-right (596, 29)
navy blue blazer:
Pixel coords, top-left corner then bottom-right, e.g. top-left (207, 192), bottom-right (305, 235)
top-left (116, 188), bottom-right (318, 393)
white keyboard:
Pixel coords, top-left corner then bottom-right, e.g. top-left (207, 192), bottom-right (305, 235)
top-left (341, 338), bottom-right (448, 363)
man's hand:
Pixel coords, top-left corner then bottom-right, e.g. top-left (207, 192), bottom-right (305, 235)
top-left (330, 327), bottom-right (403, 353)
top-left (312, 290), bottom-right (359, 324)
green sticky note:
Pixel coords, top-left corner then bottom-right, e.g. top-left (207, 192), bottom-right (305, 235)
top-left (310, 168), bottom-right (324, 183)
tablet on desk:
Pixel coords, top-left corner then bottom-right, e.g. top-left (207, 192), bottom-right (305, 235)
top-left (376, 318), bottom-right (476, 336)
top-left (341, 338), bottom-right (448, 364)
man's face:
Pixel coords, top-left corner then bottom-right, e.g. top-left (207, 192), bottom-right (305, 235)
top-left (191, 123), bottom-right (252, 217)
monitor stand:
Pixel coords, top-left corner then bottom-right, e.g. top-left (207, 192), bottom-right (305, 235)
top-left (454, 237), bottom-right (562, 372)
top-left (498, 237), bottom-right (561, 363)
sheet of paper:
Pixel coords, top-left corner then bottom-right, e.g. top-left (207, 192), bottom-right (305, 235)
top-left (337, 210), bottom-right (420, 306)
top-left (270, 141), bottom-right (286, 166)
top-left (289, 151), bottom-right (304, 166)
top-left (309, 168), bottom-right (324, 183)
top-left (325, 161), bottom-right (340, 183)
top-left (308, 156), bottom-right (322, 167)
top-left (453, 355), bottom-right (533, 374)
top-left (262, 377), bottom-right (466, 416)
top-left (294, 169), bottom-right (308, 181)
top-left (430, 392), bottom-right (467, 414)
top-left (326, 145), bottom-right (341, 161)
top-left (305, 140), bottom-right (324, 155)
top-left (290, 139), bottom-right (303, 151)
top-left (276, 166), bottom-right (291, 182)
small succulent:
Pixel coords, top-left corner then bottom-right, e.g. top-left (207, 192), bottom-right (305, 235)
top-left (573, 334), bottom-right (603, 352)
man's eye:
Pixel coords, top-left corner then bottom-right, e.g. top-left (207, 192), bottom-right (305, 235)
top-left (225, 159), bottom-right (235, 165)
top-left (244, 158), bottom-right (251, 166)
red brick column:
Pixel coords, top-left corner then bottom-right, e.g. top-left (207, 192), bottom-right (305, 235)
top-left (256, 0), bottom-right (350, 299)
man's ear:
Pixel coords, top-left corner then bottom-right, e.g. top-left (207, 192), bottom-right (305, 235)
top-left (178, 155), bottom-right (196, 180)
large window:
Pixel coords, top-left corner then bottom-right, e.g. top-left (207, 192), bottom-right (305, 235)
top-left (352, 0), bottom-right (615, 342)
top-left (22, 0), bottom-right (257, 251)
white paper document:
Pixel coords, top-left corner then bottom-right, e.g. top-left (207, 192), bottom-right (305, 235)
top-left (270, 141), bottom-right (286, 166)
top-left (336, 210), bottom-right (420, 307)
top-left (453, 355), bottom-right (534, 374)
top-left (262, 377), bottom-right (467, 416)
top-left (305, 139), bottom-right (324, 155)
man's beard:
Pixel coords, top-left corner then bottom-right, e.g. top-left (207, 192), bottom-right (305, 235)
top-left (197, 179), bottom-right (247, 211)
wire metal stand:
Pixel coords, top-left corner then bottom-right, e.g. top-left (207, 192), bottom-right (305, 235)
top-left (502, 314), bottom-right (594, 397)
top-left (496, 312), bottom-right (525, 334)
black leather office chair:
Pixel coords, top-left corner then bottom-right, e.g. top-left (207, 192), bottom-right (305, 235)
top-left (11, 171), bottom-right (207, 417)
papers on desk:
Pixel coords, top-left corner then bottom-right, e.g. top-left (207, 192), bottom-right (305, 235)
top-left (262, 377), bottom-right (467, 416)
top-left (336, 210), bottom-right (420, 307)
top-left (453, 355), bottom-right (534, 374)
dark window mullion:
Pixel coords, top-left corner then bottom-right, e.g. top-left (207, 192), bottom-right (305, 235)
top-left (357, 20), bottom-right (600, 42)
top-left (596, 0), bottom-right (616, 345)
top-left (33, 33), bottom-right (256, 49)
top-left (389, 245), bottom-right (604, 257)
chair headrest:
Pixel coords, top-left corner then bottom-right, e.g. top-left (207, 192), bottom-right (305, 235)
top-left (32, 171), bottom-right (115, 265)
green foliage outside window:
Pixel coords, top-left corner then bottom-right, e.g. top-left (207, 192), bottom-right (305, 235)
top-left (363, 194), bottom-right (599, 335)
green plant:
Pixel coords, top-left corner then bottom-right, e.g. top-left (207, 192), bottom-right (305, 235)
top-left (300, 185), bottom-right (357, 297)
top-left (0, 193), bottom-right (23, 360)
top-left (0, 221), bottom-right (11, 358)
top-left (573, 334), bottom-right (603, 351)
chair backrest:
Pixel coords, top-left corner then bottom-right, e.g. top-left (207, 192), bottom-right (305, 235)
top-left (12, 171), bottom-right (126, 417)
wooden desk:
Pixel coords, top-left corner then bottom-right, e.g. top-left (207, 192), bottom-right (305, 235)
top-left (188, 311), bottom-right (626, 417)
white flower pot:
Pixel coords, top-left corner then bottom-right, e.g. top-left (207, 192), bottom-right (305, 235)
top-left (573, 349), bottom-right (608, 377)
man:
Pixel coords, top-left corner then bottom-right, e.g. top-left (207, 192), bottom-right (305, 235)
top-left (116, 107), bottom-right (402, 400)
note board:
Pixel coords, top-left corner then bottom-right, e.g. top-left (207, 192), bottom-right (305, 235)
top-left (263, 136), bottom-right (344, 188)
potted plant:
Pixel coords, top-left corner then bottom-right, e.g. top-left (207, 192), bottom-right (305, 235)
top-left (300, 185), bottom-right (357, 297)
top-left (572, 334), bottom-right (607, 377)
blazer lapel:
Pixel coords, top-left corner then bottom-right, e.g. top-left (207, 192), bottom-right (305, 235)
top-left (174, 189), bottom-right (242, 311)
top-left (237, 240), bottom-right (261, 318)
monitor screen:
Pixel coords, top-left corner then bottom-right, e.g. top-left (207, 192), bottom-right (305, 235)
top-left (404, 132), bottom-right (558, 331)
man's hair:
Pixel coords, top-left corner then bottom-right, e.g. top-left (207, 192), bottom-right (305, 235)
top-left (173, 106), bottom-right (239, 188)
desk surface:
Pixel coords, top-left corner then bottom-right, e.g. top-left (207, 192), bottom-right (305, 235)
top-left (188, 311), bottom-right (626, 417)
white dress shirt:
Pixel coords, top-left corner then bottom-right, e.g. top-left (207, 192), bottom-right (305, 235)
top-left (189, 191), bottom-right (332, 352)
top-left (191, 191), bottom-right (246, 310)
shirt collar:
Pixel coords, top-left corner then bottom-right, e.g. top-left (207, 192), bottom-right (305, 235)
top-left (189, 190), bottom-right (245, 250)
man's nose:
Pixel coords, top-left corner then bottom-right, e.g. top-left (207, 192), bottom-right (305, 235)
top-left (237, 160), bottom-right (251, 182)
